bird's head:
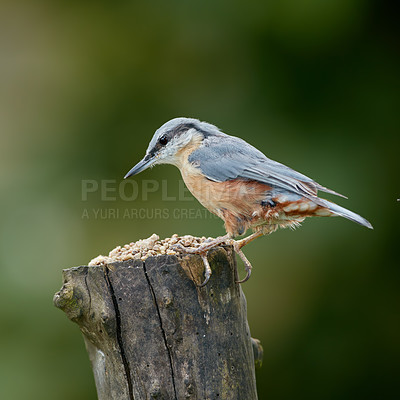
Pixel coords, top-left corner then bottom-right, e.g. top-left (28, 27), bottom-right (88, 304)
top-left (124, 117), bottom-right (221, 178)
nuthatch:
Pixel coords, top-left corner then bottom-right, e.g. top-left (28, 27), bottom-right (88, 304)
top-left (125, 117), bottom-right (372, 286)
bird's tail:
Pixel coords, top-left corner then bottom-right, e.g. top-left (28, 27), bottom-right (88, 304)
top-left (318, 199), bottom-right (373, 229)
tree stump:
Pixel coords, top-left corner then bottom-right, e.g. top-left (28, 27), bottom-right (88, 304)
top-left (54, 245), bottom-right (262, 400)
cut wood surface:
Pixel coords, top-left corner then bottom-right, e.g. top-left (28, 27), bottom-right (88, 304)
top-left (54, 245), bottom-right (262, 400)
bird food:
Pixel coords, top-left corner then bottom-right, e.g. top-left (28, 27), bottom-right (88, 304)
top-left (88, 233), bottom-right (215, 266)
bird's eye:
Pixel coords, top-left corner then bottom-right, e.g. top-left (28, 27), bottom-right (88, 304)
top-left (159, 135), bottom-right (168, 145)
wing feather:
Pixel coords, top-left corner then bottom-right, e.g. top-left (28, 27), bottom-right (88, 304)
top-left (188, 135), bottom-right (346, 200)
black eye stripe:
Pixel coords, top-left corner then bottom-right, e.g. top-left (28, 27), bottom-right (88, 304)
top-left (157, 123), bottom-right (198, 147)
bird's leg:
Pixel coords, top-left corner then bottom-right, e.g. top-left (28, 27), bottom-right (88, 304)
top-left (228, 230), bottom-right (264, 283)
top-left (234, 230), bottom-right (264, 250)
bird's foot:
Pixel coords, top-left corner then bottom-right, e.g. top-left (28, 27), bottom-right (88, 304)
top-left (230, 239), bottom-right (253, 283)
top-left (171, 235), bottom-right (230, 287)
top-left (172, 233), bottom-right (256, 286)
top-left (171, 246), bottom-right (212, 287)
top-left (225, 230), bottom-right (264, 283)
top-left (172, 233), bottom-right (257, 286)
top-left (172, 234), bottom-right (230, 255)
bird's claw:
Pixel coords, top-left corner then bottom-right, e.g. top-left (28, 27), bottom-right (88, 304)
top-left (172, 236), bottom-right (254, 286)
top-left (231, 240), bottom-right (253, 284)
top-left (236, 267), bottom-right (251, 284)
top-left (198, 253), bottom-right (211, 287)
top-left (171, 244), bottom-right (213, 287)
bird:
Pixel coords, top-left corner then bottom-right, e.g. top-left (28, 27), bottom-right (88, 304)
top-left (124, 117), bottom-right (373, 286)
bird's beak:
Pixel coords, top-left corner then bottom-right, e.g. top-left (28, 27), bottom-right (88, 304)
top-left (124, 155), bottom-right (155, 179)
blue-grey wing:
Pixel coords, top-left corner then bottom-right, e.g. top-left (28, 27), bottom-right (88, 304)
top-left (188, 135), bottom-right (345, 199)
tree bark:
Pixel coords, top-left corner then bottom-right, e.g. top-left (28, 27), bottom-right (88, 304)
top-left (54, 245), bottom-right (261, 400)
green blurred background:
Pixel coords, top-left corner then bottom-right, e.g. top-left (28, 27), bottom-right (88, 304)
top-left (0, 0), bottom-right (398, 399)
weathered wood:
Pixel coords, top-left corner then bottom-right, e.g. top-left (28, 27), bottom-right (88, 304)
top-left (54, 246), bottom-right (261, 400)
